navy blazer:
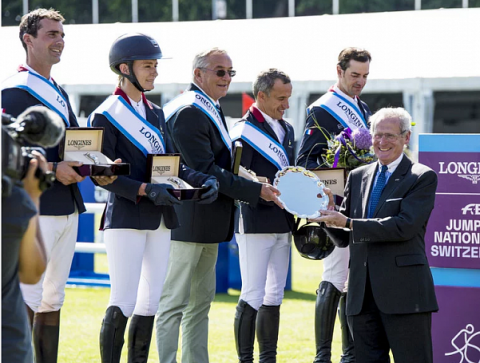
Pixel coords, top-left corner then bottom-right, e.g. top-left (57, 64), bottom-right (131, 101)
top-left (233, 106), bottom-right (295, 234)
top-left (296, 94), bottom-right (371, 169)
top-left (325, 156), bottom-right (439, 316)
top-left (2, 81), bottom-right (85, 216)
top-left (90, 89), bottom-right (213, 230)
top-left (166, 84), bottom-right (262, 243)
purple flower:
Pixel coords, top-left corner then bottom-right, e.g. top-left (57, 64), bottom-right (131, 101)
top-left (352, 128), bottom-right (372, 150)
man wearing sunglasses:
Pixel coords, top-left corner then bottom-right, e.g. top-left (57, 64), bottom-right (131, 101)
top-left (296, 47), bottom-right (372, 363)
top-left (157, 48), bottom-right (282, 363)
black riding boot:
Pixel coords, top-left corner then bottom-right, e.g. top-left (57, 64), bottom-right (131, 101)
top-left (338, 294), bottom-right (355, 363)
top-left (32, 310), bottom-right (61, 363)
top-left (100, 306), bottom-right (128, 363)
top-left (234, 300), bottom-right (258, 363)
top-left (257, 304), bottom-right (280, 363)
top-left (313, 281), bottom-right (342, 363)
top-left (127, 315), bottom-right (154, 363)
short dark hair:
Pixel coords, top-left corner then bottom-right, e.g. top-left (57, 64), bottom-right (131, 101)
top-left (19, 8), bottom-right (65, 52)
top-left (337, 47), bottom-right (371, 71)
top-left (253, 68), bottom-right (291, 99)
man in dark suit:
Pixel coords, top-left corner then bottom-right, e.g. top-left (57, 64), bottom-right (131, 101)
top-left (316, 107), bottom-right (438, 363)
top-left (229, 69), bottom-right (295, 362)
top-left (156, 48), bottom-right (282, 363)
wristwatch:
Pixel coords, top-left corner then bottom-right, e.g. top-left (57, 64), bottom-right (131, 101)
top-left (52, 162), bottom-right (58, 174)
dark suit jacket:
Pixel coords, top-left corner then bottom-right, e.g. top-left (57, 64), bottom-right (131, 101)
top-left (2, 84), bottom-right (85, 216)
top-left (90, 89), bottom-right (213, 230)
top-left (325, 156), bottom-right (439, 316)
top-left (296, 95), bottom-right (371, 169)
top-left (167, 84), bottom-right (261, 243)
top-left (233, 106), bottom-right (295, 234)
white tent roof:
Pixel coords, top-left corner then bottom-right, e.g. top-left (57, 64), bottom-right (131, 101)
top-left (1, 8), bottom-right (479, 94)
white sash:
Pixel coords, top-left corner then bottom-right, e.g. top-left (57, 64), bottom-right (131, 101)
top-left (87, 95), bottom-right (165, 156)
top-left (163, 90), bottom-right (232, 155)
top-left (307, 91), bottom-right (367, 130)
top-left (1, 71), bottom-right (71, 126)
top-left (230, 121), bottom-right (289, 170)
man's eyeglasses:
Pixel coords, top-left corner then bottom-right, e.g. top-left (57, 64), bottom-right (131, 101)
top-left (200, 68), bottom-right (236, 78)
top-left (373, 130), bottom-right (407, 142)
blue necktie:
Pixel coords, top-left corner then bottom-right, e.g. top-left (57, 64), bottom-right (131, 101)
top-left (368, 165), bottom-right (388, 218)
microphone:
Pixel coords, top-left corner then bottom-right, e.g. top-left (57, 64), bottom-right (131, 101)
top-left (3, 106), bottom-right (65, 148)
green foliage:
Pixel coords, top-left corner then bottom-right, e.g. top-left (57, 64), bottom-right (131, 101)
top-left (3, 0), bottom-right (479, 27)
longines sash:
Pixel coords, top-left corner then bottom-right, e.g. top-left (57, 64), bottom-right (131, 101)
top-left (307, 91), bottom-right (367, 130)
top-left (163, 90), bottom-right (232, 155)
top-left (230, 121), bottom-right (289, 170)
top-left (1, 71), bottom-right (71, 126)
top-left (87, 95), bottom-right (165, 156)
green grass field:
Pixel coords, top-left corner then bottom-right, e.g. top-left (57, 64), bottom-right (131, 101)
top-left (59, 250), bottom-right (345, 362)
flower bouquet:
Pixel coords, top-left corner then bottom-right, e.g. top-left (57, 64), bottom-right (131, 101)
top-left (323, 127), bottom-right (376, 170)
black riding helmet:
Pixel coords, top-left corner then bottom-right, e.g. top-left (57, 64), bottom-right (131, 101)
top-left (293, 220), bottom-right (335, 260)
top-left (109, 33), bottom-right (163, 92)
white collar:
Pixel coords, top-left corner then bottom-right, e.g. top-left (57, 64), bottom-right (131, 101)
top-left (23, 64), bottom-right (53, 83)
top-left (379, 153), bottom-right (404, 174)
top-left (333, 84), bottom-right (357, 102)
top-left (128, 96), bottom-right (143, 107)
top-left (255, 104), bottom-right (279, 124)
top-left (192, 82), bottom-right (220, 108)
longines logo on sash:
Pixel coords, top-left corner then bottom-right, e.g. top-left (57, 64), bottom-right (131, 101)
top-left (163, 90), bottom-right (232, 155)
top-left (139, 126), bottom-right (165, 154)
top-left (87, 95), bottom-right (165, 157)
top-left (1, 70), bottom-right (71, 126)
top-left (307, 90), bottom-right (367, 131)
top-left (439, 161), bottom-right (480, 184)
top-left (67, 140), bottom-right (93, 150)
top-left (230, 121), bottom-right (289, 170)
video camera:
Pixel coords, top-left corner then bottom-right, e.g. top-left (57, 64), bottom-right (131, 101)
top-left (2, 106), bottom-right (65, 196)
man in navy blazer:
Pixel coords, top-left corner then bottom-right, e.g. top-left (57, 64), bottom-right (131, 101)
top-left (1, 9), bottom-right (88, 363)
top-left (316, 107), bottom-right (438, 363)
top-left (156, 48), bottom-right (282, 363)
top-left (230, 69), bottom-right (295, 362)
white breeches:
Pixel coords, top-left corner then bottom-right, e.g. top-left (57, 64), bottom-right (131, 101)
top-left (21, 212), bottom-right (79, 313)
top-left (237, 233), bottom-right (291, 310)
top-left (105, 220), bottom-right (171, 317)
top-left (322, 245), bottom-right (350, 293)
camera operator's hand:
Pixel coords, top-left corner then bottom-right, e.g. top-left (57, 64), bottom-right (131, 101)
top-left (92, 158), bottom-right (122, 186)
top-left (144, 183), bottom-right (182, 206)
top-left (23, 151), bottom-right (48, 201)
top-left (54, 161), bottom-right (86, 185)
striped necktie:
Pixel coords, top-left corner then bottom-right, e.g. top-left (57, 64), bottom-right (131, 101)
top-left (368, 165), bottom-right (388, 218)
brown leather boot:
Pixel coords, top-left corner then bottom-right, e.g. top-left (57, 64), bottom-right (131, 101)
top-left (32, 310), bottom-right (61, 363)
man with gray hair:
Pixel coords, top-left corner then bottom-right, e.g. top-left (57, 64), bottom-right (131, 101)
top-left (316, 107), bottom-right (438, 363)
top-left (229, 68), bottom-right (295, 362)
top-left (157, 49), bottom-right (282, 363)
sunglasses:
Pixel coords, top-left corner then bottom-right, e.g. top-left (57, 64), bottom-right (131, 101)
top-left (201, 68), bottom-right (236, 78)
